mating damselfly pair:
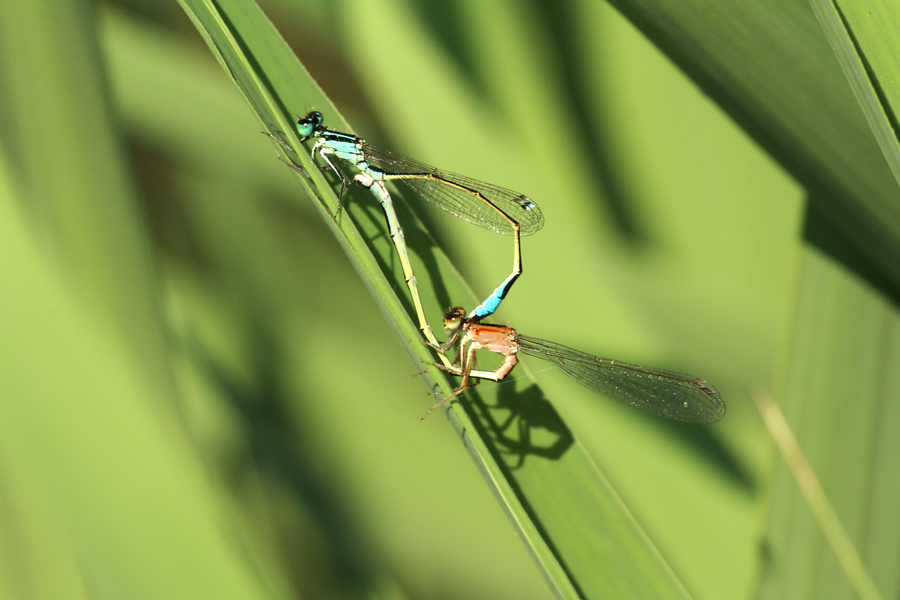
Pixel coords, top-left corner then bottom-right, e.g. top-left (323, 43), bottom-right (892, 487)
top-left (266, 112), bottom-right (540, 368)
top-left (266, 112), bottom-right (725, 424)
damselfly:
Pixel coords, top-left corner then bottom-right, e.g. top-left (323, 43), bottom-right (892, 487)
top-left (423, 307), bottom-right (726, 423)
top-left (265, 112), bottom-right (543, 358)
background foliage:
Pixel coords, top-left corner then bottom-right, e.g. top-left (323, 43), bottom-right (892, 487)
top-left (1, 0), bottom-right (896, 599)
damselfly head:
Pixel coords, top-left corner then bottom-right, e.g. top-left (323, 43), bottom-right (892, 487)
top-left (296, 111), bottom-right (324, 140)
top-left (442, 307), bottom-right (467, 332)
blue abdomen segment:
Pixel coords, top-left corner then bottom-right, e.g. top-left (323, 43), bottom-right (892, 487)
top-left (470, 271), bottom-right (519, 319)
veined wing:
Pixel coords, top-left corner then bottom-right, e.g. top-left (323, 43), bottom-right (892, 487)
top-left (516, 335), bottom-right (725, 424)
top-left (360, 144), bottom-right (544, 236)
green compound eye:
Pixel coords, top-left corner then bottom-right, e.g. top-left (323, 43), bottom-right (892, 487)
top-left (295, 110), bottom-right (323, 139)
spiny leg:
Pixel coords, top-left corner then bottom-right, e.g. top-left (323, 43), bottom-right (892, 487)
top-left (317, 149), bottom-right (353, 215)
top-left (423, 329), bottom-right (462, 359)
top-left (262, 131), bottom-right (311, 178)
top-left (263, 131), bottom-right (356, 218)
top-left (421, 345), bottom-right (480, 419)
top-left (262, 130), bottom-right (294, 151)
top-left (423, 337), bottom-right (465, 376)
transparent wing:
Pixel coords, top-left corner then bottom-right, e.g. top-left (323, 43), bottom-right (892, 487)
top-left (360, 144), bottom-right (544, 236)
top-left (516, 335), bottom-right (725, 423)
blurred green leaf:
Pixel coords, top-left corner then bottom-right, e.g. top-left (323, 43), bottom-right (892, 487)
top-left (758, 248), bottom-right (898, 600)
top-left (607, 0), bottom-right (900, 297)
top-left (809, 0), bottom-right (900, 189)
top-left (0, 0), bottom-right (171, 390)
